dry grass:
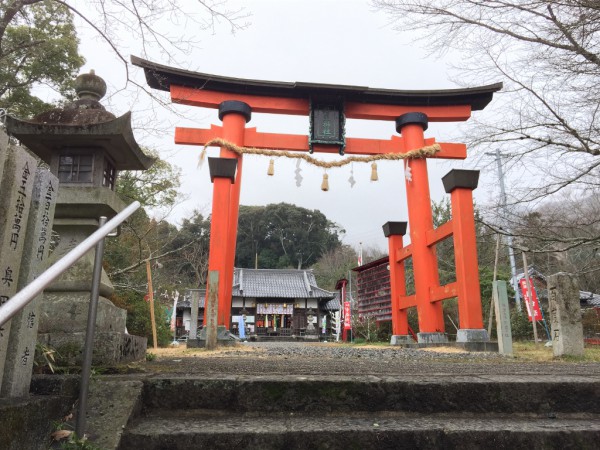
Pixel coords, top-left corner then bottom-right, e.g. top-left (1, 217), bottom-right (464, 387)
top-left (147, 343), bottom-right (260, 359)
top-left (512, 341), bottom-right (600, 362)
top-left (419, 346), bottom-right (469, 354)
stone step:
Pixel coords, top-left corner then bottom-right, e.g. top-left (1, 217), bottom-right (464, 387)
top-left (141, 375), bottom-right (600, 415)
top-left (119, 410), bottom-right (600, 450)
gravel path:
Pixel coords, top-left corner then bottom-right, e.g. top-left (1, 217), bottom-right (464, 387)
top-left (139, 341), bottom-right (600, 378)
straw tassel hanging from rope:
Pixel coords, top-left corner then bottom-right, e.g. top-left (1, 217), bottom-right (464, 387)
top-left (321, 172), bottom-right (329, 191)
top-left (371, 162), bottom-right (378, 181)
top-left (197, 147), bottom-right (207, 169)
top-left (267, 158), bottom-right (275, 176)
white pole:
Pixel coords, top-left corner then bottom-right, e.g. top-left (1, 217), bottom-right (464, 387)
top-left (490, 150), bottom-right (521, 311)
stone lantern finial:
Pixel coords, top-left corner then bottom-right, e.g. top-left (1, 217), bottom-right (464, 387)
top-left (74, 69), bottom-right (107, 101)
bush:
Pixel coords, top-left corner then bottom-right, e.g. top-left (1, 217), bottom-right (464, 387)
top-left (111, 291), bottom-right (171, 346)
top-left (376, 321), bottom-right (392, 342)
top-left (510, 309), bottom-right (534, 340)
top-left (351, 315), bottom-right (379, 342)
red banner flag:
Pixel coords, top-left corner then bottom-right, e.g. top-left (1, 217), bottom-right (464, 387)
top-left (519, 278), bottom-right (542, 322)
top-left (343, 301), bottom-right (352, 330)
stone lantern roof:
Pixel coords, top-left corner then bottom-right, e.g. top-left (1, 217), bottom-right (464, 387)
top-left (5, 70), bottom-right (153, 170)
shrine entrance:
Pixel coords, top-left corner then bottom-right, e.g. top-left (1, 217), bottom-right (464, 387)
top-left (134, 56), bottom-right (501, 346)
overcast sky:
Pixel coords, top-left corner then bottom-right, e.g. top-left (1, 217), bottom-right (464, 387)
top-left (77, 0), bottom-right (502, 252)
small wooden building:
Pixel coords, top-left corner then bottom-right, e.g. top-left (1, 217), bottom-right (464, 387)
top-left (178, 268), bottom-right (338, 339)
top-left (352, 257), bottom-right (393, 323)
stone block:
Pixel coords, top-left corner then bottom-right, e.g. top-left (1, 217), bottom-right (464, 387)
top-left (2, 167), bottom-right (58, 398)
top-left (456, 328), bottom-right (490, 343)
top-left (190, 288), bottom-right (199, 340)
top-left (390, 335), bottom-right (416, 345)
top-left (0, 394), bottom-right (75, 449)
top-left (54, 185), bottom-right (126, 220)
top-left (84, 380), bottom-right (143, 449)
top-left (417, 332), bottom-right (448, 344)
top-left (0, 145), bottom-right (38, 394)
top-left (548, 273), bottom-right (584, 357)
top-left (43, 219), bottom-right (115, 297)
top-left (39, 292), bottom-right (126, 334)
top-left (38, 331), bottom-right (147, 366)
top-left (193, 325), bottom-right (237, 348)
top-left (494, 280), bottom-right (513, 356)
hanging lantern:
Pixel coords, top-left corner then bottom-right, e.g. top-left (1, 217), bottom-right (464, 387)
top-left (321, 173), bottom-right (329, 191)
top-left (371, 162), bottom-right (378, 181)
top-left (309, 97), bottom-right (346, 155)
top-left (267, 158), bottom-right (275, 176)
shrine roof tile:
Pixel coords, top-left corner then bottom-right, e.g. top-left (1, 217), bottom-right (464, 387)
top-left (233, 268), bottom-right (334, 299)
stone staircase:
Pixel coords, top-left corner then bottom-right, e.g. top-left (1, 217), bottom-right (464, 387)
top-left (118, 374), bottom-right (600, 449)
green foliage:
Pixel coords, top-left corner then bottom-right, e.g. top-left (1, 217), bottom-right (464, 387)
top-left (351, 315), bottom-right (379, 342)
top-left (111, 291), bottom-right (171, 346)
top-left (33, 342), bottom-right (57, 374)
top-left (59, 433), bottom-right (101, 450)
top-left (166, 211), bottom-right (211, 287)
top-left (0, 1), bottom-right (85, 117)
top-left (105, 153), bottom-right (191, 293)
top-left (116, 149), bottom-right (181, 208)
top-left (510, 309), bottom-right (534, 340)
top-left (236, 203), bottom-right (343, 269)
top-left (145, 352), bottom-right (157, 361)
top-left (312, 245), bottom-right (357, 290)
top-left (432, 198), bottom-right (452, 228)
top-left (351, 316), bottom-right (393, 343)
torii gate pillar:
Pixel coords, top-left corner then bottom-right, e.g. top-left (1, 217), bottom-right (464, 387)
top-left (397, 113), bottom-right (447, 343)
top-left (204, 101), bottom-right (251, 329)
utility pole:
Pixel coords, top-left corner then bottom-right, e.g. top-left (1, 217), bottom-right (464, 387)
top-left (489, 150), bottom-right (522, 311)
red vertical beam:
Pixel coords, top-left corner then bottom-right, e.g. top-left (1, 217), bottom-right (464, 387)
top-left (397, 113), bottom-right (445, 334)
top-left (218, 101), bottom-right (251, 329)
top-left (383, 222), bottom-right (409, 336)
top-left (205, 158), bottom-right (237, 327)
top-left (444, 170), bottom-right (484, 329)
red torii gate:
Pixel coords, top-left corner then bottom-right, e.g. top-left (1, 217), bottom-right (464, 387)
top-left (133, 56), bottom-right (501, 345)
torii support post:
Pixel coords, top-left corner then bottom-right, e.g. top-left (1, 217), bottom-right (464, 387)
top-left (396, 113), bottom-right (447, 344)
top-left (205, 157), bottom-right (237, 328)
top-left (442, 169), bottom-right (489, 345)
top-left (218, 101), bottom-right (251, 329)
top-left (383, 222), bottom-right (414, 344)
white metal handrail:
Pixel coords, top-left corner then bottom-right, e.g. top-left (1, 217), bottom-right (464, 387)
top-left (0, 201), bottom-right (140, 327)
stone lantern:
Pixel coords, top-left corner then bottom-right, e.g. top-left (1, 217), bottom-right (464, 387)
top-left (5, 70), bottom-right (153, 365)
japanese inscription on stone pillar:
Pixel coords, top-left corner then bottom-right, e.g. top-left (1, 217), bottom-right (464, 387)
top-left (2, 167), bottom-right (58, 397)
top-left (548, 272), bottom-right (584, 357)
top-left (0, 143), bottom-right (37, 393)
